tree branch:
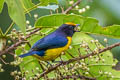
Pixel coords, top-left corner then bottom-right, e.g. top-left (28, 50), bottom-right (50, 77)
top-left (39, 42), bottom-right (120, 78)
top-left (0, 28), bottom-right (41, 56)
top-left (63, 0), bottom-right (81, 14)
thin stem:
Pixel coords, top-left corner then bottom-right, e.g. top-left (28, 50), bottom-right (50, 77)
top-left (60, 6), bottom-right (65, 13)
top-left (24, 3), bottom-right (41, 14)
top-left (4, 22), bottom-right (14, 36)
top-left (0, 57), bottom-right (9, 65)
top-left (66, 51), bottom-right (75, 58)
top-left (0, 28), bottom-right (4, 36)
top-left (20, 0), bottom-right (31, 17)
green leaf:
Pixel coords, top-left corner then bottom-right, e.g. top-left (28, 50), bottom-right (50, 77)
top-left (39, 0), bottom-right (58, 6)
top-left (58, 0), bottom-right (68, 7)
top-left (21, 0), bottom-right (34, 9)
top-left (0, 0), bottom-right (4, 13)
top-left (35, 14), bottom-right (120, 38)
top-left (5, 0), bottom-right (26, 33)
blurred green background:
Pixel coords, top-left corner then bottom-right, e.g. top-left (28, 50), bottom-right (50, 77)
top-left (0, 0), bottom-right (120, 79)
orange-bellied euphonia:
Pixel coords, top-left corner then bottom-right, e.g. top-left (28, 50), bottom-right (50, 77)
top-left (19, 22), bottom-right (80, 61)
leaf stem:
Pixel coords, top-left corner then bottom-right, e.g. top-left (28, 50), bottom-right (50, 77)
top-left (24, 3), bottom-right (41, 14)
top-left (4, 22), bottom-right (14, 36)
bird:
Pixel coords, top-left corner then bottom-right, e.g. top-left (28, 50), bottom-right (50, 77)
top-left (19, 22), bottom-right (80, 61)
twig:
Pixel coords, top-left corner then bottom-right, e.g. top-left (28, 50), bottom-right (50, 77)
top-left (50, 9), bottom-right (53, 15)
top-left (39, 63), bottom-right (62, 78)
top-left (39, 61), bottom-right (45, 71)
top-left (63, 0), bottom-right (81, 14)
top-left (39, 42), bottom-right (120, 78)
top-left (66, 51), bottom-right (75, 58)
top-left (0, 28), bottom-right (4, 36)
top-left (0, 57), bottom-right (9, 64)
top-left (0, 28), bottom-right (41, 56)
top-left (60, 6), bottom-right (65, 13)
top-left (8, 52), bottom-right (15, 56)
top-left (4, 22), bottom-right (15, 36)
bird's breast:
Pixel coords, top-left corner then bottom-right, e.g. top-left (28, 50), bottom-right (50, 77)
top-left (36, 37), bottom-right (72, 61)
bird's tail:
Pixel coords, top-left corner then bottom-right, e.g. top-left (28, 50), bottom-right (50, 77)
top-left (19, 51), bottom-right (35, 58)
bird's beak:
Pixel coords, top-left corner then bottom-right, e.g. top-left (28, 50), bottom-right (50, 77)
top-left (74, 24), bottom-right (80, 32)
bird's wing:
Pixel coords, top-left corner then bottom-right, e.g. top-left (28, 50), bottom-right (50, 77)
top-left (31, 35), bottom-right (68, 51)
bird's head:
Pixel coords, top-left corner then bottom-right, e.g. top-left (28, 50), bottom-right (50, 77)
top-left (57, 22), bottom-right (80, 37)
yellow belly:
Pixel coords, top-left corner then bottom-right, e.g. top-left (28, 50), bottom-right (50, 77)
top-left (33, 37), bottom-right (72, 61)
